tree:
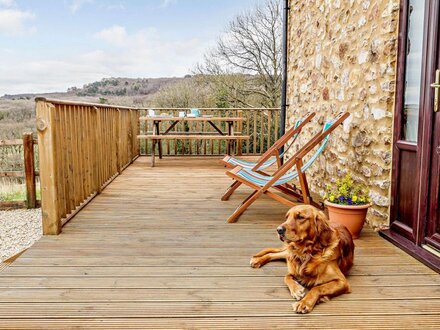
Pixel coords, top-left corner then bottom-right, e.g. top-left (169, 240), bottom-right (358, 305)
top-left (99, 97), bottom-right (108, 104)
top-left (149, 78), bottom-right (214, 108)
top-left (196, 0), bottom-right (282, 108)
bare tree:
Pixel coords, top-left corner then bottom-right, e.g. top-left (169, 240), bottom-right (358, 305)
top-left (197, 0), bottom-right (282, 108)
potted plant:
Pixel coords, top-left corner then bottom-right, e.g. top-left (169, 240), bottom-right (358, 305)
top-left (324, 174), bottom-right (372, 239)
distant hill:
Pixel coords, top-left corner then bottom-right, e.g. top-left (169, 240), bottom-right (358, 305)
top-left (0, 76), bottom-right (189, 139)
top-left (1, 77), bottom-right (187, 101)
top-left (70, 77), bottom-right (185, 97)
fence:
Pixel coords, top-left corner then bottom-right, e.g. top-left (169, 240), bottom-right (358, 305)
top-left (36, 98), bottom-right (139, 234)
top-left (139, 108), bottom-right (281, 156)
top-left (0, 133), bottom-right (39, 209)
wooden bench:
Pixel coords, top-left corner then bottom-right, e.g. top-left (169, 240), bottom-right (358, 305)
top-left (137, 135), bottom-right (250, 166)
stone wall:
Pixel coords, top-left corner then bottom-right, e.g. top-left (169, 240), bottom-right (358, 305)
top-left (286, 0), bottom-right (400, 228)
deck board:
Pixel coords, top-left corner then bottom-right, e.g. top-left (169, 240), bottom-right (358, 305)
top-left (1, 157), bottom-right (439, 329)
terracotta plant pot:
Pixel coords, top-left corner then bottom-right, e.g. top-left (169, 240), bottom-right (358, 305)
top-left (324, 201), bottom-right (372, 239)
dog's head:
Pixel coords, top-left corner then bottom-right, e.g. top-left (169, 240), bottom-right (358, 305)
top-left (277, 205), bottom-right (333, 246)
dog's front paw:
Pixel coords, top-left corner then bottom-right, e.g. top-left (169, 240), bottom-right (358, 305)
top-left (292, 299), bottom-right (313, 314)
top-left (250, 256), bottom-right (264, 268)
top-left (290, 286), bottom-right (306, 301)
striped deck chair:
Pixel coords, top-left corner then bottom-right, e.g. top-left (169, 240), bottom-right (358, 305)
top-left (224, 112), bottom-right (350, 223)
top-left (220, 112), bottom-right (316, 171)
top-left (220, 112), bottom-right (316, 201)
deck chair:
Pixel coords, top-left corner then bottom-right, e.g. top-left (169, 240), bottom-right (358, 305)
top-left (220, 112), bottom-right (316, 201)
top-left (224, 112), bottom-right (350, 223)
top-left (220, 112), bottom-right (316, 171)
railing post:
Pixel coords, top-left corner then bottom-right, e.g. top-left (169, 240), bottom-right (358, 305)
top-left (116, 109), bottom-right (122, 173)
top-left (237, 110), bottom-right (243, 156)
top-left (135, 109), bottom-right (140, 157)
top-left (93, 106), bottom-right (102, 194)
top-left (23, 132), bottom-right (36, 209)
top-left (36, 100), bottom-right (61, 234)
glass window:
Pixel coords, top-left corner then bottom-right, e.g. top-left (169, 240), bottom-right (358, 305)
top-left (402, 0), bottom-right (425, 142)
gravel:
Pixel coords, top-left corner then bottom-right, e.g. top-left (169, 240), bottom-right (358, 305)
top-left (0, 208), bottom-right (42, 262)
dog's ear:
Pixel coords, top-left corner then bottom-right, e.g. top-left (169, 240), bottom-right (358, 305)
top-left (315, 210), bottom-right (333, 246)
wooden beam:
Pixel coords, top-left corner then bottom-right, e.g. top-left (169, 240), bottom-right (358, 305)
top-left (23, 132), bottom-right (37, 209)
top-left (0, 171), bottom-right (39, 178)
top-left (35, 97), bottom-right (136, 111)
top-left (93, 107), bottom-right (102, 194)
top-left (0, 200), bottom-right (41, 210)
top-left (36, 100), bottom-right (61, 235)
top-left (237, 110), bottom-right (243, 156)
top-left (0, 139), bottom-right (22, 146)
top-left (116, 109), bottom-right (122, 174)
top-left (140, 107), bottom-right (281, 111)
top-left (0, 171), bottom-right (25, 177)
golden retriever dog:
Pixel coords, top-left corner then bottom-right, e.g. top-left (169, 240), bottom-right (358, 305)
top-left (250, 205), bottom-right (354, 313)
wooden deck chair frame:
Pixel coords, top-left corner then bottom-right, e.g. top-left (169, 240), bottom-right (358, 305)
top-left (220, 112), bottom-right (316, 201)
top-left (224, 112), bottom-right (350, 223)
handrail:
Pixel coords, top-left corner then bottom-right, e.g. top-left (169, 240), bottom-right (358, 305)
top-left (141, 107), bottom-right (280, 111)
top-left (36, 99), bottom-right (281, 112)
top-left (36, 99), bottom-right (140, 234)
top-left (35, 97), bottom-right (136, 110)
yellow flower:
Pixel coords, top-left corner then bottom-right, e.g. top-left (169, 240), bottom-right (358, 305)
top-left (359, 196), bottom-right (365, 202)
top-left (352, 195), bottom-right (358, 202)
top-left (329, 195), bottom-right (335, 202)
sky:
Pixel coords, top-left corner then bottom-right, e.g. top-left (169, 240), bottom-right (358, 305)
top-left (0, 0), bottom-right (257, 95)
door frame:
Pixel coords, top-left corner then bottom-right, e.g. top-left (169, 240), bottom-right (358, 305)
top-left (380, 0), bottom-right (440, 273)
top-left (418, 0), bottom-right (440, 248)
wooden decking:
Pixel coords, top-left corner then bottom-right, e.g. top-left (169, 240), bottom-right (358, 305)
top-left (1, 157), bottom-right (440, 329)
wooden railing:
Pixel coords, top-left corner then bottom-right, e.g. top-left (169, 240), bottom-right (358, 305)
top-left (36, 101), bottom-right (278, 234)
top-left (0, 133), bottom-right (39, 209)
top-left (36, 98), bottom-right (139, 234)
top-left (139, 108), bottom-right (280, 156)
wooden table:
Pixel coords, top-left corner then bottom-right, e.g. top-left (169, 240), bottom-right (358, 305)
top-left (138, 116), bottom-right (249, 166)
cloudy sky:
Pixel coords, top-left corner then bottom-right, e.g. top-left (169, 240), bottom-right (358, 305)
top-left (0, 0), bottom-right (256, 95)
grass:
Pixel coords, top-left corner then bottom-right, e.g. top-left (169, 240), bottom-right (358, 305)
top-left (0, 179), bottom-right (40, 202)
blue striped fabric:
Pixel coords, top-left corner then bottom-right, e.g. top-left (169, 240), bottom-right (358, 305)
top-left (227, 157), bottom-right (277, 169)
top-left (234, 121), bottom-right (333, 187)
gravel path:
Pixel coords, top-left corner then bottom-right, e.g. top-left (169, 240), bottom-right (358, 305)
top-left (0, 209), bottom-right (42, 262)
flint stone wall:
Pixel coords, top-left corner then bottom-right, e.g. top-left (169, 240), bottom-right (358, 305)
top-left (286, 0), bottom-right (400, 228)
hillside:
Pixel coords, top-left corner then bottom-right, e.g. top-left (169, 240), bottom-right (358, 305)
top-left (69, 77), bottom-right (185, 97)
top-left (0, 77), bottom-right (186, 139)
